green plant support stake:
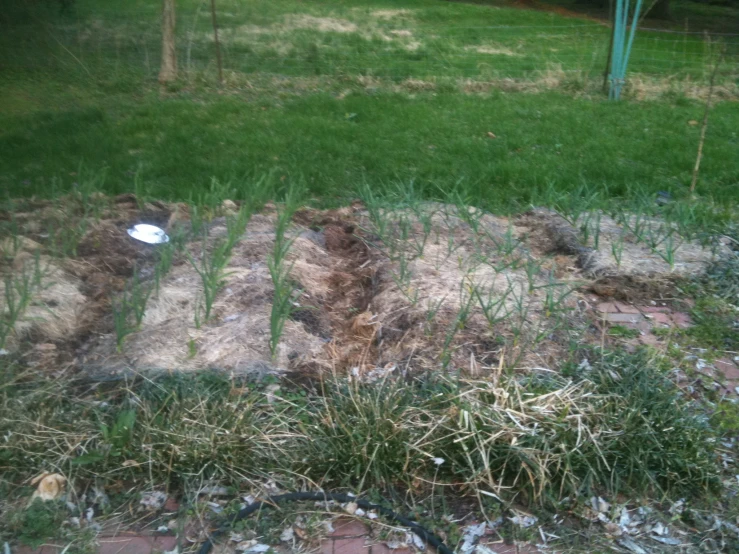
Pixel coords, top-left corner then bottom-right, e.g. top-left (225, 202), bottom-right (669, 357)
top-left (609, 0), bottom-right (644, 100)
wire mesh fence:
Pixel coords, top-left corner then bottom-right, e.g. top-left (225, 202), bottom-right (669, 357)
top-left (1, 3), bottom-right (737, 90)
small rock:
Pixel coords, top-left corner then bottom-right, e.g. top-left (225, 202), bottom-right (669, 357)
top-left (140, 491), bottom-right (168, 510)
top-left (604, 522), bottom-right (622, 536)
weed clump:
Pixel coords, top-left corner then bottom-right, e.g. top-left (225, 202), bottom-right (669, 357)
top-left (564, 351), bottom-right (720, 497)
top-left (1, 499), bottom-right (69, 547)
top-left (0, 351), bottom-right (720, 512)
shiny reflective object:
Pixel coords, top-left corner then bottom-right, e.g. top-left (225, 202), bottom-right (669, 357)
top-left (127, 224), bottom-right (169, 244)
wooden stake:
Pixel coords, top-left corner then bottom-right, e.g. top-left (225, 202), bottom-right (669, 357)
top-left (158, 0), bottom-right (177, 84)
top-left (690, 46), bottom-right (724, 194)
top-left (210, 0), bottom-right (224, 85)
top-left (602, 0), bottom-right (616, 93)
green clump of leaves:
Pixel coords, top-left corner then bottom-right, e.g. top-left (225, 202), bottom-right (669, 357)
top-left (685, 247), bottom-right (739, 350)
top-left (563, 350), bottom-right (720, 497)
top-left (2, 499), bottom-right (68, 547)
top-left (71, 409), bottom-right (136, 466)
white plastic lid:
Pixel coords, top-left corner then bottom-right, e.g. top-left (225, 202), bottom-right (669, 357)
top-left (127, 224), bottom-right (169, 244)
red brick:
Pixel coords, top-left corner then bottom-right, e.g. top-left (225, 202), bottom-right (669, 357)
top-left (596, 302), bottom-right (617, 313)
top-left (644, 312), bottom-right (671, 325)
top-left (320, 539), bottom-right (334, 554)
top-left (96, 536), bottom-right (177, 554)
top-left (477, 539), bottom-right (540, 554)
top-left (13, 546), bottom-right (64, 554)
top-left (639, 333), bottom-right (661, 346)
top-left (670, 312), bottom-right (692, 329)
top-left (605, 313), bottom-right (643, 324)
top-left (614, 302), bottom-right (640, 314)
top-left (716, 359), bottom-right (739, 381)
top-left (334, 538), bottom-right (369, 554)
top-left (641, 306), bottom-right (671, 313)
top-left (98, 537), bottom-right (154, 554)
top-left (330, 518), bottom-right (370, 537)
top-left (369, 543), bottom-right (410, 554)
top-left (151, 537), bottom-right (178, 551)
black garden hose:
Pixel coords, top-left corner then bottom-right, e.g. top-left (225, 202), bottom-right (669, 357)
top-left (197, 492), bottom-right (454, 554)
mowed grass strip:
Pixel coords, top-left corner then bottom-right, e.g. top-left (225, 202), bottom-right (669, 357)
top-left (1, 89), bottom-right (737, 209)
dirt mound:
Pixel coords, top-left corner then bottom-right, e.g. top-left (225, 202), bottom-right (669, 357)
top-left (519, 208), bottom-right (728, 300)
top-left (0, 197), bottom-right (727, 378)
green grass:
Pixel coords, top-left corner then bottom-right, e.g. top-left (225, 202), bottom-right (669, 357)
top-left (0, 0), bottom-right (736, 212)
top-left (1, 90), bottom-right (738, 211)
top-left (2, 0), bottom-right (733, 84)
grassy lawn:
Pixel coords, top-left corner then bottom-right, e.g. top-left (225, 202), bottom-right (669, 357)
top-left (1, 0), bottom-right (736, 210)
top-left (1, 87), bottom-right (738, 210)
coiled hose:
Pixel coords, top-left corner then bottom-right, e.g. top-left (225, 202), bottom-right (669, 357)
top-left (197, 492), bottom-right (454, 554)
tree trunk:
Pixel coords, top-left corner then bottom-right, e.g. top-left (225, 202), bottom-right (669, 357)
top-left (648, 0), bottom-right (670, 20)
top-left (158, 0), bottom-right (177, 83)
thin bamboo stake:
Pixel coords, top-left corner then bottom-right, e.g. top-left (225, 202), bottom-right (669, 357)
top-left (210, 0), bottom-right (224, 85)
top-left (690, 46), bottom-right (724, 194)
top-left (602, 0), bottom-right (616, 93)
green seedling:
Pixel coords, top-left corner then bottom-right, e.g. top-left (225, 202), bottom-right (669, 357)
top-left (542, 273), bottom-right (577, 318)
top-left (189, 204), bottom-right (205, 237)
top-left (524, 258), bottom-right (542, 292)
top-left (471, 278), bottom-right (514, 329)
top-left (611, 235), bottom-right (625, 268)
top-left (440, 286), bottom-right (474, 369)
top-left (187, 205), bottom-right (253, 326)
top-left (486, 224), bottom-right (519, 261)
top-left (644, 224), bottom-right (669, 250)
top-left (425, 295), bottom-right (447, 329)
top-left (46, 218), bottom-right (86, 258)
top-left (359, 181), bottom-right (389, 247)
top-left (200, 176), bottom-right (235, 213)
top-left (188, 236), bottom-right (233, 325)
top-left (73, 164), bottom-right (110, 221)
top-left (224, 206), bottom-right (251, 251)
top-left (0, 215), bottom-right (22, 261)
top-left (193, 293), bottom-right (203, 330)
top-left (579, 211), bottom-right (602, 249)
top-left (111, 295), bottom-right (135, 352)
top-left (127, 270), bottom-right (152, 328)
top-left (592, 211), bottom-right (601, 249)
top-left (269, 184), bottom-right (303, 361)
top-left (579, 216), bottom-right (591, 246)
top-left (620, 209), bottom-right (648, 244)
top-left (0, 268), bottom-right (35, 350)
top-left (655, 232), bottom-right (682, 269)
top-left (507, 278), bottom-right (530, 348)
top-left (153, 226), bottom-right (187, 296)
top-left (32, 250), bottom-right (46, 290)
top-left (408, 206), bottom-right (435, 259)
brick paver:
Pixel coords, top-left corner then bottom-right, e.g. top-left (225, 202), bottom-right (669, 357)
top-left (593, 299), bottom-right (698, 350)
top-left (98, 536), bottom-right (178, 554)
top-left (330, 519), bottom-right (370, 537)
top-left (11, 528), bottom-right (543, 554)
top-left (333, 538), bottom-right (370, 554)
